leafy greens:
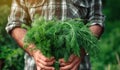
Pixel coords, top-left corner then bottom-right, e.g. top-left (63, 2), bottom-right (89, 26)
top-left (23, 17), bottom-right (98, 70)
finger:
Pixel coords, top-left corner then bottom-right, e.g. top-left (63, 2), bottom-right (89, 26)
top-left (36, 65), bottom-right (42, 70)
top-left (34, 50), bottom-right (55, 62)
top-left (39, 54), bottom-right (55, 62)
top-left (71, 61), bottom-right (80, 70)
top-left (37, 62), bottom-right (55, 70)
top-left (60, 57), bottom-right (80, 70)
top-left (34, 55), bottom-right (55, 69)
top-left (59, 58), bottom-right (69, 66)
top-left (35, 54), bottom-right (53, 62)
top-left (59, 58), bottom-right (65, 63)
top-left (59, 55), bottom-right (75, 63)
top-left (68, 54), bottom-right (76, 62)
top-left (59, 58), bottom-right (71, 66)
top-left (37, 59), bottom-right (55, 66)
top-left (59, 55), bottom-right (76, 66)
top-left (60, 62), bottom-right (71, 67)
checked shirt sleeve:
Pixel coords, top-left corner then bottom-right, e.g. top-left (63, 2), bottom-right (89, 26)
top-left (6, 0), bottom-right (29, 33)
top-left (88, 0), bottom-right (105, 27)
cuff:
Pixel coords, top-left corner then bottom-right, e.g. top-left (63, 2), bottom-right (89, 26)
top-left (89, 20), bottom-right (105, 28)
top-left (5, 22), bottom-right (21, 33)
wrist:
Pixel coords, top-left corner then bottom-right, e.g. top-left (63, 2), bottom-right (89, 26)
top-left (89, 24), bottom-right (104, 38)
top-left (25, 44), bottom-right (37, 56)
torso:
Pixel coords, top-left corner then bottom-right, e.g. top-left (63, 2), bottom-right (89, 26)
top-left (20, 0), bottom-right (90, 21)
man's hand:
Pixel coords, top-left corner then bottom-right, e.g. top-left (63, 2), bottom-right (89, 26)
top-left (59, 54), bottom-right (81, 70)
top-left (32, 50), bottom-right (55, 70)
top-left (11, 27), bottom-right (55, 70)
top-left (59, 48), bottom-right (85, 70)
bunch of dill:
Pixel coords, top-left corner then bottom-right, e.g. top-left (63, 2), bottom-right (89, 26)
top-left (23, 18), bottom-right (98, 70)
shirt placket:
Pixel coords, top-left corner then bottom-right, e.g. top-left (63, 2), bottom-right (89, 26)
top-left (61, 0), bottom-right (67, 20)
top-left (55, 0), bottom-right (62, 19)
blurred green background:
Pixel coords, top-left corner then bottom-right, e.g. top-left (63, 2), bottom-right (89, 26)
top-left (0, 0), bottom-right (120, 70)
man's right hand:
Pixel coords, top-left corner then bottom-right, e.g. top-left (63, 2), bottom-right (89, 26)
top-left (32, 50), bottom-right (55, 70)
top-left (11, 28), bottom-right (55, 70)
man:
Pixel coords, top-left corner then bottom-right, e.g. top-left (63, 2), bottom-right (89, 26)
top-left (6, 0), bottom-right (104, 70)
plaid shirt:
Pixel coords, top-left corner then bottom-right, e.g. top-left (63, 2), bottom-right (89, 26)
top-left (6, 0), bottom-right (104, 70)
top-left (6, 0), bottom-right (104, 33)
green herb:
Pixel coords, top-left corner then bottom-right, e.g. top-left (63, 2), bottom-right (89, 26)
top-left (23, 17), bottom-right (98, 70)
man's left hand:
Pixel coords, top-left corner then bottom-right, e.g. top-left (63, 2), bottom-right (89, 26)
top-left (59, 54), bottom-right (81, 70)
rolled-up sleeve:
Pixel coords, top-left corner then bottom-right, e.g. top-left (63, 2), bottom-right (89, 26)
top-left (88, 0), bottom-right (105, 27)
top-left (6, 0), bottom-right (28, 33)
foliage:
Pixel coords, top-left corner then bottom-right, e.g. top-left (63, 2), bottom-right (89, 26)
top-left (105, 0), bottom-right (120, 21)
top-left (91, 21), bottom-right (120, 70)
top-left (23, 18), bottom-right (98, 69)
top-left (90, 0), bottom-right (120, 69)
top-left (0, 5), bottom-right (24, 70)
top-left (1, 48), bottom-right (24, 70)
